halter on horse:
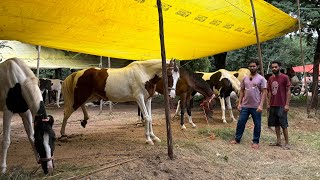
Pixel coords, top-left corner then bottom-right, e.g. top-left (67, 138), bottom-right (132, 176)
top-left (60, 59), bottom-right (179, 145)
top-left (0, 58), bottom-right (55, 174)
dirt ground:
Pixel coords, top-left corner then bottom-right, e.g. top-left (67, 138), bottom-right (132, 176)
top-left (1, 98), bottom-right (320, 180)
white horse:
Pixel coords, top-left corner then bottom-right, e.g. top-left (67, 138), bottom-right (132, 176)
top-left (49, 79), bottom-right (63, 107)
top-left (0, 58), bottom-right (55, 174)
top-left (60, 59), bottom-right (179, 145)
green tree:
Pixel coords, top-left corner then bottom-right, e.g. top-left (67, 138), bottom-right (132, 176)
top-left (266, 0), bottom-right (319, 109)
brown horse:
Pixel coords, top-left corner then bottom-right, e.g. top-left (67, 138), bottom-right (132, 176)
top-left (139, 67), bottom-right (216, 129)
top-left (60, 59), bottom-right (179, 145)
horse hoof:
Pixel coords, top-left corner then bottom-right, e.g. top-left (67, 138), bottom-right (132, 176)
top-left (181, 125), bottom-right (187, 130)
top-left (146, 140), bottom-right (154, 145)
top-left (191, 124), bottom-right (197, 128)
top-left (58, 135), bottom-right (68, 142)
top-left (81, 120), bottom-right (87, 128)
top-left (1, 167), bottom-right (7, 174)
top-left (152, 137), bottom-right (161, 143)
top-left (223, 121), bottom-right (227, 124)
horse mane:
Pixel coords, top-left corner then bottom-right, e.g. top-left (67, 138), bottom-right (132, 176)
top-left (6, 58), bottom-right (42, 115)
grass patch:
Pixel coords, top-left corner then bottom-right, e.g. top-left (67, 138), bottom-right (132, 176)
top-left (197, 127), bottom-right (214, 136)
top-left (212, 128), bottom-right (235, 140)
top-left (291, 95), bottom-right (308, 105)
top-left (291, 131), bottom-right (320, 150)
top-left (0, 167), bottom-right (32, 180)
top-left (175, 140), bottom-right (202, 153)
top-left (197, 127), bottom-right (235, 141)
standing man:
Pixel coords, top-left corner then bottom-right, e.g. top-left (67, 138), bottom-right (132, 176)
top-left (267, 61), bottom-right (291, 149)
top-left (230, 60), bottom-right (267, 149)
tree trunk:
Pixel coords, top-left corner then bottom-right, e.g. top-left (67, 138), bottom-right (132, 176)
top-left (311, 28), bottom-right (319, 108)
top-left (213, 52), bottom-right (227, 70)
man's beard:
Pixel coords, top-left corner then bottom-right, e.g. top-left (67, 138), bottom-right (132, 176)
top-left (272, 69), bottom-right (280, 75)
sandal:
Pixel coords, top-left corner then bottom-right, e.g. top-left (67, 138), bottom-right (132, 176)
top-left (269, 142), bottom-right (282, 147)
top-left (230, 140), bottom-right (239, 144)
top-left (283, 144), bottom-right (291, 150)
top-left (251, 143), bottom-right (259, 149)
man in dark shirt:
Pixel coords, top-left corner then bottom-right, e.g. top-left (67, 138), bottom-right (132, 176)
top-left (267, 61), bottom-right (291, 150)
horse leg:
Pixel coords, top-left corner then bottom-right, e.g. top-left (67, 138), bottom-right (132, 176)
top-left (146, 98), bottom-right (160, 142)
top-left (80, 104), bottom-right (90, 128)
top-left (60, 106), bottom-right (75, 137)
top-left (56, 90), bottom-right (61, 108)
top-left (174, 100), bottom-right (181, 118)
top-left (226, 96), bottom-right (236, 122)
top-left (186, 95), bottom-right (196, 128)
top-left (180, 94), bottom-right (187, 130)
top-left (136, 97), bottom-right (156, 145)
top-left (137, 106), bottom-right (145, 124)
top-left (1, 110), bottom-right (13, 173)
top-left (19, 110), bottom-right (39, 163)
top-left (219, 97), bottom-right (227, 123)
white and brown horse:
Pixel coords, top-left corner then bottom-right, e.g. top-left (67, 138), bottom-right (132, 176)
top-left (60, 59), bottom-right (179, 145)
top-left (197, 69), bottom-right (240, 123)
top-left (0, 58), bottom-right (55, 174)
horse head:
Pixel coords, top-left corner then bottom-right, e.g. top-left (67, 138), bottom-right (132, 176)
top-left (167, 59), bottom-right (179, 98)
top-left (34, 105), bottom-right (56, 174)
top-left (39, 78), bottom-right (52, 92)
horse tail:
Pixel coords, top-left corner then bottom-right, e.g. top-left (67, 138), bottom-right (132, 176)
top-left (62, 72), bottom-right (77, 116)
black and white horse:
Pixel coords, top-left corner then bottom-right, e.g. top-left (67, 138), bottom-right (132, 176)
top-left (39, 78), bottom-right (63, 107)
top-left (0, 58), bottom-right (55, 174)
top-left (197, 69), bottom-right (240, 123)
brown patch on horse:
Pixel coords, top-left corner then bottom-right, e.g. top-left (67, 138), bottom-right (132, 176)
top-left (73, 68), bottom-right (108, 110)
top-left (145, 75), bottom-right (161, 98)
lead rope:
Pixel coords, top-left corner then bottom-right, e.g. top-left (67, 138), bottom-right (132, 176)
top-left (199, 94), bottom-right (215, 125)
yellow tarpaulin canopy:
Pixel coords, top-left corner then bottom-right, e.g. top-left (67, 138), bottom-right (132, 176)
top-left (0, 0), bottom-right (298, 60)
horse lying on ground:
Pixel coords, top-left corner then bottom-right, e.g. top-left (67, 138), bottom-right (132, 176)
top-left (197, 69), bottom-right (240, 123)
top-left (39, 78), bottom-right (63, 107)
top-left (0, 58), bottom-right (55, 174)
top-left (60, 59), bottom-right (179, 145)
top-left (138, 67), bottom-right (216, 130)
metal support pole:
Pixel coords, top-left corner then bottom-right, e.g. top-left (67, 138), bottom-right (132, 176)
top-left (99, 56), bottom-right (103, 114)
top-left (157, 0), bottom-right (173, 159)
top-left (108, 57), bottom-right (112, 112)
top-left (250, 0), bottom-right (264, 76)
top-left (36, 45), bottom-right (41, 78)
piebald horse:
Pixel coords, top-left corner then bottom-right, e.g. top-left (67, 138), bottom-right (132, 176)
top-left (60, 59), bottom-right (179, 145)
top-left (0, 58), bottom-right (55, 174)
top-left (230, 68), bottom-right (250, 82)
top-left (39, 78), bottom-right (63, 107)
top-left (139, 67), bottom-right (216, 130)
top-left (197, 69), bottom-right (240, 123)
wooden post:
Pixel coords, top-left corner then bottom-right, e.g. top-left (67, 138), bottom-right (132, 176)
top-left (250, 0), bottom-right (264, 76)
top-left (157, 0), bottom-right (173, 159)
top-left (36, 45), bottom-right (41, 78)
